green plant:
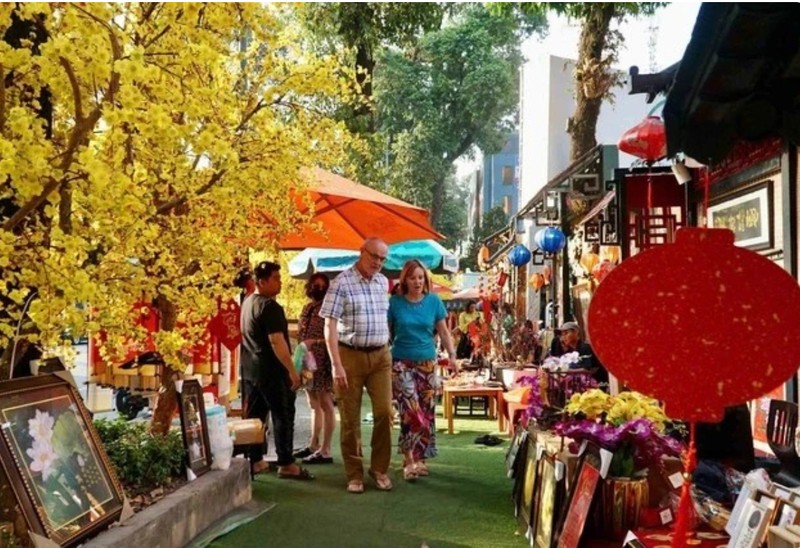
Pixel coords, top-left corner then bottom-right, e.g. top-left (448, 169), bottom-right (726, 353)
top-left (94, 418), bottom-right (184, 493)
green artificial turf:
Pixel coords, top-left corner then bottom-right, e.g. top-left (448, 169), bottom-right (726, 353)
top-left (209, 406), bottom-right (527, 548)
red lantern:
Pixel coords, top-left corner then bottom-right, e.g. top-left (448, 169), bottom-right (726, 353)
top-left (497, 271), bottom-right (508, 287)
top-left (618, 116), bottom-right (667, 163)
top-left (208, 299), bottom-right (242, 351)
top-left (588, 228), bottom-right (800, 422)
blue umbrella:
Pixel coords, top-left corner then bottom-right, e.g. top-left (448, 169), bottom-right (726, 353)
top-left (289, 240), bottom-right (458, 279)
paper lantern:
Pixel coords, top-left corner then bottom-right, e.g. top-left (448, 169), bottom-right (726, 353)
top-left (508, 244), bottom-right (532, 267)
top-left (591, 260), bottom-right (616, 283)
top-left (542, 265), bottom-right (552, 284)
top-left (580, 252), bottom-right (600, 275)
top-left (588, 227), bottom-right (800, 422)
top-left (478, 245), bottom-right (490, 269)
top-left (618, 116), bottom-right (667, 163)
top-left (529, 273), bottom-right (545, 290)
top-left (534, 227), bottom-right (567, 254)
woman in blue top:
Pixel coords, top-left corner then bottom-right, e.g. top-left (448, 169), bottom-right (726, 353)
top-left (388, 259), bottom-right (457, 481)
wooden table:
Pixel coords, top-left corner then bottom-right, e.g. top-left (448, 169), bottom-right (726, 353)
top-left (442, 384), bottom-right (505, 434)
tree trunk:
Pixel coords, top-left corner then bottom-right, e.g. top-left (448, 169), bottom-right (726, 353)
top-left (150, 294), bottom-right (178, 436)
top-left (569, 4), bottom-right (616, 161)
top-left (429, 174), bottom-right (446, 228)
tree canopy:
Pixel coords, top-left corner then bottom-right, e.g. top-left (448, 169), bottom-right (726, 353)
top-left (0, 3), bottom-right (352, 371)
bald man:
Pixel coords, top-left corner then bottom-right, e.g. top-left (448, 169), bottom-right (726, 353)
top-left (320, 237), bottom-right (393, 494)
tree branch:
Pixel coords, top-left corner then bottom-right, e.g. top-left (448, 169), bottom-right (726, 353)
top-left (59, 57), bottom-right (83, 122)
top-left (152, 170), bottom-right (227, 218)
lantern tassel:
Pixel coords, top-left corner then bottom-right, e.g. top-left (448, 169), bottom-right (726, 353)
top-left (672, 422), bottom-right (697, 548)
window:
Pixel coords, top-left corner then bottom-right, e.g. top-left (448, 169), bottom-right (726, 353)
top-left (502, 165), bottom-right (514, 185)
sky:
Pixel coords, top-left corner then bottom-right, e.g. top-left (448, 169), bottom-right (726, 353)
top-left (456, 1), bottom-right (702, 178)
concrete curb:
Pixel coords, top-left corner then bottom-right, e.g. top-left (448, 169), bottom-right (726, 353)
top-left (84, 458), bottom-right (252, 548)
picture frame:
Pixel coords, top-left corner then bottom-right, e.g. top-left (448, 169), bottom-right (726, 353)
top-left (506, 424), bottom-right (529, 479)
top-left (555, 448), bottom-right (602, 548)
top-left (749, 383), bottom-right (788, 456)
top-left (0, 374), bottom-right (124, 546)
top-left (516, 437), bottom-right (541, 531)
top-left (708, 181), bottom-right (774, 251)
top-left (729, 498), bottom-right (772, 548)
top-left (532, 451), bottom-right (566, 548)
top-left (773, 499), bottom-right (800, 528)
top-left (177, 379), bottom-right (212, 478)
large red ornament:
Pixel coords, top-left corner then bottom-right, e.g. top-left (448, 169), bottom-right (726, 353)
top-left (208, 299), bottom-right (242, 351)
top-left (618, 116), bottom-right (667, 163)
top-left (588, 228), bottom-right (800, 422)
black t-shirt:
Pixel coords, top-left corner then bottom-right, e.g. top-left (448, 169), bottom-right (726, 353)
top-left (240, 293), bottom-right (290, 386)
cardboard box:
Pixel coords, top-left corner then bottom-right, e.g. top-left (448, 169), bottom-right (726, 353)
top-left (228, 418), bottom-right (265, 446)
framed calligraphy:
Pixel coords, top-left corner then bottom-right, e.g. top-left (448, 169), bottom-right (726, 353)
top-left (708, 181), bottom-right (774, 251)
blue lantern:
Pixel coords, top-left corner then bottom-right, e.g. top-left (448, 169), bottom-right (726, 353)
top-left (534, 227), bottom-right (567, 254)
top-left (507, 244), bottom-right (532, 267)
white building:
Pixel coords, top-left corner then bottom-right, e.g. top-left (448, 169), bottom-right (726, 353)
top-left (517, 54), bottom-right (657, 323)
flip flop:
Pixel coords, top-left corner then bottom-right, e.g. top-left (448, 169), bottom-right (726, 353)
top-left (347, 480), bottom-right (364, 494)
top-left (251, 461), bottom-right (270, 475)
top-left (367, 468), bottom-right (393, 491)
top-left (292, 447), bottom-right (315, 459)
top-left (277, 467), bottom-right (315, 481)
top-left (483, 435), bottom-right (503, 447)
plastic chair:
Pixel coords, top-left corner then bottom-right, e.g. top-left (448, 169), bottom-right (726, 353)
top-left (767, 399), bottom-right (800, 487)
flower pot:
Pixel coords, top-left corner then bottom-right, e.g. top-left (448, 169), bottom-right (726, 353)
top-left (591, 476), bottom-right (649, 541)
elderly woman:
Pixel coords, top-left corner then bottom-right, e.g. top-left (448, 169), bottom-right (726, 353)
top-left (388, 260), bottom-right (457, 481)
top-left (293, 273), bottom-right (335, 464)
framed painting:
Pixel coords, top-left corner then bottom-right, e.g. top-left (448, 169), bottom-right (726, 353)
top-left (506, 424), bottom-right (529, 479)
top-left (515, 437), bottom-right (540, 531)
top-left (177, 379), bottom-right (212, 478)
top-left (532, 452), bottom-right (566, 548)
top-left (0, 374), bottom-right (124, 547)
top-left (555, 449), bottom-right (602, 548)
top-left (708, 181), bottom-right (774, 251)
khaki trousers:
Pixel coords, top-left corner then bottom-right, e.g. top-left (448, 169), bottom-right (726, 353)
top-left (335, 345), bottom-right (393, 482)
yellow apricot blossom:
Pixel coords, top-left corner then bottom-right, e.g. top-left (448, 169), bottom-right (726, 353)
top-left (0, 3), bottom-right (354, 381)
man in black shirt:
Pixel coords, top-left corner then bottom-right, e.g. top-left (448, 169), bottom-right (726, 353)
top-left (550, 321), bottom-right (609, 385)
top-left (240, 261), bottom-right (313, 480)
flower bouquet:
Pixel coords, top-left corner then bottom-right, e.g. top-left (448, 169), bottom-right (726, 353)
top-left (553, 389), bottom-right (684, 477)
top-left (517, 366), bottom-right (598, 428)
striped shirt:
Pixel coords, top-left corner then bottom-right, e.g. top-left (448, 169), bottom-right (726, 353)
top-left (319, 266), bottom-right (390, 348)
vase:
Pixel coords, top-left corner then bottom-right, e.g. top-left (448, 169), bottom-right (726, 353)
top-left (591, 476), bottom-right (649, 541)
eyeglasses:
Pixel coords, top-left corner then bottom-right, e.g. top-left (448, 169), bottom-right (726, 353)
top-left (364, 249), bottom-right (388, 263)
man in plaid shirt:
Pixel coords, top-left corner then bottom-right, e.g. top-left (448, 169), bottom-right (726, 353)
top-left (320, 237), bottom-right (393, 494)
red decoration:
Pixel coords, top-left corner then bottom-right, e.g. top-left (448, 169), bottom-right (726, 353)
top-left (208, 299), bottom-right (242, 351)
top-left (591, 260), bottom-right (616, 284)
top-left (497, 271), bottom-right (508, 287)
top-left (618, 116), bottom-right (667, 163)
top-left (588, 228), bottom-right (800, 422)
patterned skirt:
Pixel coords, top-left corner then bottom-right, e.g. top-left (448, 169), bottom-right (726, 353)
top-left (391, 358), bottom-right (439, 460)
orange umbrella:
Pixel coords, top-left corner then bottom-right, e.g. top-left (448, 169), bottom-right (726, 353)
top-left (277, 168), bottom-right (443, 250)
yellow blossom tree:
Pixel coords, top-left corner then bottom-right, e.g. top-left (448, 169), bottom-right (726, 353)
top-left (0, 3), bottom-right (355, 433)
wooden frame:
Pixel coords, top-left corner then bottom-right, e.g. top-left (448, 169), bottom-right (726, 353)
top-left (555, 448), bottom-right (602, 548)
top-left (516, 436), bottom-right (541, 532)
top-left (729, 498), bottom-right (772, 548)
top-left (177, 379), bottom-right (212, 478)
top-left (506, 424), bottom-right (529, 479)
top-left (0, 374), bottom-right (124, 546)
top-left (532, 451), bottom-right (565, 548)
top-left (708, 181), bottom-right (774, 251)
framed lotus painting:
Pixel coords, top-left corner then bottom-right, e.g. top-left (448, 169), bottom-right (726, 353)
top-left (177, 379), bottom-right (212, 478)
top-left (0, 374), bottom-right (124, 546)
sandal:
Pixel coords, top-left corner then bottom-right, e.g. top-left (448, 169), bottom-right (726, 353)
top-left (303, 452), bottom-right (334, 465)
top-left (347, 480), bottom-right (364, 494)
top-left (292, 447), bottom-right (315, 459)
top-left (403, 465), bottom-right (418, 482)
top-left (414, 462), bottom-right (429, 476)
top-left (367, 468), bottom-right (393, 491)
top-left (277, 467), bottom-right (315, 481)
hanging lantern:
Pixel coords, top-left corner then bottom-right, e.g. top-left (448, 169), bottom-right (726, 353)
top-left (618, 116), bottom-right (667, 163)
top-left (534, 227), bottom-right (567, 254)
top-left (579, 252), bottom-right (600, 275)
top-left (541, 265), bottom-right (552, 284)
top-left (529, 273), bottom-right (545, 291)
top-left (591, 260), bottom-right (616, 283)
top-left (507, 244), bottom-right (532, 267)
top-left (477, 245), bottom-right (490, 269)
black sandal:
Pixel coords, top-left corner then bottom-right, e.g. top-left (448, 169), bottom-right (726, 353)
top-left (303, 453), bottom-right (334, 464)
top-left (292, 447), bottom-right (314, 459)
top-left (278, 467), bottom-right (315, 481)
